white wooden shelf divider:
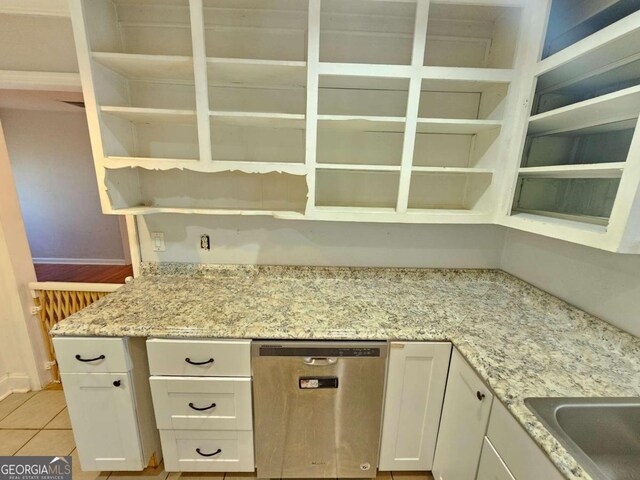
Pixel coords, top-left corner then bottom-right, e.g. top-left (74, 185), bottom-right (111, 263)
top-left (528, 85), bottom-right (640, 134)
top-left (92, 53), bottom-right (194, 81)
top-left (100, 106), bottom-right (198, 124)
top-left (207, 58), bottom-right (306, 86)
top-left (518, 163), bottom-right (626, 179)
top-left (416, 119), bottom-right (501, 134)
top-left (412, 167), bottom-right (494, 174)
top-left (102, 157), bottom-right (307, 176)
top-left (317, 164), bottom-right (402, 172)
top-left (210, 111), bottom-right (305, 129)
top-left (317, 115), bottom-right (406, 132)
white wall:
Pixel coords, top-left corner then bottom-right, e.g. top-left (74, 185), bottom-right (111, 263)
top-left (0, 119), bottom-right (49, 392)
top-left (1, 108), bottom-right (126, 263)
top-left (138, 215), bottom-right (506, 268)
top-left (501, 229), bottom-right (640, 337)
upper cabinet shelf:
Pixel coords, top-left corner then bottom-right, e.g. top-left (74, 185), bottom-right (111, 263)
top-left (501, 0), bottom-right (640, 252)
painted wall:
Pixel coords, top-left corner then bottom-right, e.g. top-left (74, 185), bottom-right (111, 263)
top-left (0, 119), bottom-right (49, 392)
top-left (500, 229), bottom-right (640, 337)
top-left (0, 14), bottom-right (76, 73)
top-left (138, 215), bottom-right (506, 268)
top-left (0, 108), bottom-right (125, 263)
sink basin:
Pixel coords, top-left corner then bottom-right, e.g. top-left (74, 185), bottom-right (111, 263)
top-left (525, 398), bottom-right (640, 480)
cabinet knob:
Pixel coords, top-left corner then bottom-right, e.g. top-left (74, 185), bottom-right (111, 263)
top-left (476, 391), bottom-right (486, 401)
top-left (113, 380), bottom-right (121, 387)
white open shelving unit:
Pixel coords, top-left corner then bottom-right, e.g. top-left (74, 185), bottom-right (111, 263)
top-left (68, 0), bottom-right (640, 251)
top-left (500, 4), bottom-right (640, 253)
top-left (69, 0), bottom-right (536, 223)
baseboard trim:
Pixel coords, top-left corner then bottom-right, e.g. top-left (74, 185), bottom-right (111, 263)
top-left (0, 375), bottom-right (10, 401)
top-left (9, 374), bottom-right (31, 393)
top-left (33, 257), bottom-right (127, 266)
top-left (0, 374), bottom-right (30, 400)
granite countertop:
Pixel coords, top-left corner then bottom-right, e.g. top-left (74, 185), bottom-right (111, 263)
top-left (51, 263), bottom-right (640, 480)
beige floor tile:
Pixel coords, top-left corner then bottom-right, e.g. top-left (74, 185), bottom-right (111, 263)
top-left (165, 474), bottom-right (224, 480)
top-left (107, 462), bottom-right (169, 480)
top-left (222, 474), bottom-right (256, 480)
top-left (391, 472), bottom-right (434, 480)
top-left (0, 392), bottom-right (36, 422)
top-left (70, 449), bottom-right (109, 480)
top-left (0, 429), bottom-right (38, 455)
top-left (45, 407), bottom-right (72, 429)
top-left (377, 472), bottom-right (393, 480)
top-left (0, 391), bottom-right (66, 429)
top-left (15, 429), bottom-right (76, 456)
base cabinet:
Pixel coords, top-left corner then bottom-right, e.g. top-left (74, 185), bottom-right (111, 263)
top-left (432, 349), bottom-right (494, 480)
top-left (379, 342), bottom-right (451, 470)
top-left (477, 438), bottom-right (516, 480)
top-left (61, 372), bottom-right (144, 471)
top-left (53, 337), bottom-right (161, 472)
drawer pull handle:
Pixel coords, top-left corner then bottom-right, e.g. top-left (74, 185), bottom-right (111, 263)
top-left (196, 448), bottom-right (221, 457)
top-left (75, 354), bottom-right (105, 363)
top-left (476, 391), bottom-right (486, 401)
top-left (189, 402), bottom-right (217, 411)
top-left (113, 380), bottom-right (121, 387)
top-left (185, 357), bottom-right (214, 366)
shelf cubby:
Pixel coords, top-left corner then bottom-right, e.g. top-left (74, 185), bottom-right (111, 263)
top-left (512, 177), bottom-right (621, 225)
top-left (522, 120), bottom-right (636, 168)
top-left (542, 0), bottom-right (640, 59)
top-left (202, 0), bottom-right (307, 61)
top-left (418, 79), bottom-right (509, 121)
top-left (319, 76), bottom-right (409, 117)
top-left (317, 128), bottom-right (404, 167)
top-left (413, 128), bottom-right (501, 170)
top-left (319, 0), bottom-right (417, 65)
top-left (100, 109), bottom-right (199, 161)
top-left (407, 172), bottom-right (493, 211)
top-left (84, 0), bottom-right (193, 56)
top-left (104, 167), bottom-right (308, 213)
top-left (424, 3), bottom-right (522, 69)
top-left (209, 119), bottom-right (305, 164)
top-left (315, 169), bottom-right (400, 209)
top-left (530, 84), bottom-right (640, 132)
top-left (536, 10), bottom-right (640, 91)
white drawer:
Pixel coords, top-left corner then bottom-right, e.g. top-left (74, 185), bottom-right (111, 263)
top-left (160, 429), bottom-right (254, 472)
top-left (150, 376), bottom-right (252, 430)
top-left (53, 337), bottom-right (131, 373)
top-left (147, 339), bottom-right (251, 377)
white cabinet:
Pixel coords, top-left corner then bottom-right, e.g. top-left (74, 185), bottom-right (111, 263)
top-left (432, 349), bottom-right (494, 480)
top-left (147, 338), bottom-right (254, 472)
top-left (61, 372), bottom-right (144, 471)
top-left (379, 342), bottom-right (451, 471)
top-left (53, 337), bottom-right (161, 472)
top-left (477, 438), bottom-right (516, 480)
top-left (486, 400), bottom-right (564, 480)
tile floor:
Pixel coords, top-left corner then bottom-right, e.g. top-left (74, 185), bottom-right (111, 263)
top-left (0, 391), bottom-right (434, 480)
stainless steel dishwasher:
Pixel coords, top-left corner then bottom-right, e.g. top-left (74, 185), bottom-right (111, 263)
top-left (252, 341), bottom-right (388, 478)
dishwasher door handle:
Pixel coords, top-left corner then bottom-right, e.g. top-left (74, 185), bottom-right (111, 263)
top-left (303, 357), bottom-right (337, 366)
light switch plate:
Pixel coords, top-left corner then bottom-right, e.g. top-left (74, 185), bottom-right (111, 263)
top-left (151, 232), bottom-right (165, 252)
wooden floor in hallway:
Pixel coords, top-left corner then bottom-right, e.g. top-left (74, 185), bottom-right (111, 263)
top-left (0, 391), bottom-right (435, 480)
top-left (34, 264), bottom-right (133, 284)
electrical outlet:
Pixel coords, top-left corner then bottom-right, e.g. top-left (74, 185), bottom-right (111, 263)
top-left (200, 234), bottom-right (211, 250)
top-left (152, 232), bottom-right (165, 252)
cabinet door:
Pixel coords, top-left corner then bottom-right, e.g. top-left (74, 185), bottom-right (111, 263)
top-left (379, 342), bottom-right (452, 470)
top-left (432, 349), bottom-right (494, 480)
top-left (61, 372), bottom-right (144, 471)
top-left (477, 438), bottom-right (516, 480)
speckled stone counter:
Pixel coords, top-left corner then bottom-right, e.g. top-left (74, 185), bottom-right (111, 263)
top-left (51, 264), bottom-right (640, 480)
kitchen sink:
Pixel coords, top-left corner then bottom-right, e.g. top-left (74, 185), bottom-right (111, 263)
top-left (525, 398), bottom-right (640, 480)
